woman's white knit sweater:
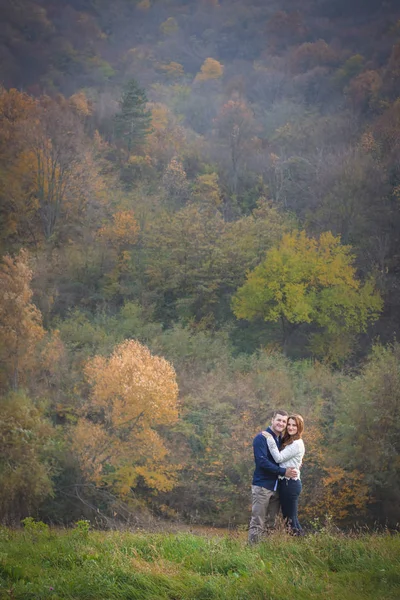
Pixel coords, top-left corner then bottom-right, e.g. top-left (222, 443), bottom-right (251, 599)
top-left (262, 432), bottom-right (305, 480)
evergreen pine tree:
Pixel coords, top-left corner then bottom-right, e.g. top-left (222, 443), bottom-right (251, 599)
top-left (114, 79), bottom-right (152, 153)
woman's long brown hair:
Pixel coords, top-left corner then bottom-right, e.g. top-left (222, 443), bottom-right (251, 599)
top-left (281, 414), bottom-right (304, 449)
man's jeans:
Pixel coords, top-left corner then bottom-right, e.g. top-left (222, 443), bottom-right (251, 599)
top-left (248, 484), bottom-right (280, 544)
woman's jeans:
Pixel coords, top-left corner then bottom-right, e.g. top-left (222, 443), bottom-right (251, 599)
top-left (278, 478), bottom-right (303, 535)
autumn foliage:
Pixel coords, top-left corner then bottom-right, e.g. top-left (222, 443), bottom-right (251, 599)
top-left (1, 0), bottom-right (400, 529)
top-left (0, 391), bottom-right (55, 523)
top-left (232, 230), bottom-right (383, 360)
top-left (0, 251), bottom-right (45, 390)
top-left (73, 340), bottom-right (179, 498)
top-left (195, 58), bottom-right (224, 82)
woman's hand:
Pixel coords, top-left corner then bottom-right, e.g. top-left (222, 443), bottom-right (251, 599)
top-left (261, 431), bottom-right (273, 440)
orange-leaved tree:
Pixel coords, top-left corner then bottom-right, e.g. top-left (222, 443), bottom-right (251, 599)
top-left (97, 210), bottom-right (139, 249)
top-left (72, 339), bottom-right (180, 499)
top-left (0, 88), bottom-right (37, 249)
top-left (0, 250), bottom-right (45, 390)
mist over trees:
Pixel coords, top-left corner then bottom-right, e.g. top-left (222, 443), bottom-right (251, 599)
top-left (1, 0), bottom-right (400, 529)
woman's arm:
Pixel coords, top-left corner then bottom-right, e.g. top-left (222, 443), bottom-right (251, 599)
top-left (262, 432), bottom-right (304, 463)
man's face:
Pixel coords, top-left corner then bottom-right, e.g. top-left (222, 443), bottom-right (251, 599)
top-left (271, 413), bottom-right (288, 435)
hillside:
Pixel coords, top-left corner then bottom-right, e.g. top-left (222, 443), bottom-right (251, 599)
top-left (0, 0), bottom-right (400, 529)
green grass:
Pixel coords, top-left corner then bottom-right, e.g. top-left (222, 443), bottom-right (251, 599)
top-left (0, 527), bottom-right (399, 599)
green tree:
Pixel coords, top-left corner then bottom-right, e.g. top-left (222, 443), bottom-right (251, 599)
top-left (144, 203), bottom-right (225, 323)
top-left (335, 344), bottom-right (400, 526)
top-left (232, 230), bottom-right (383, 358)
top-left (144, 199), bottom-right (287, 325)
top-left (0, 391), bottom-right (56, 524)
top-left (114, 79), bottom-right (152, 154)
top-left (332, 54), bottom-right (365, 90)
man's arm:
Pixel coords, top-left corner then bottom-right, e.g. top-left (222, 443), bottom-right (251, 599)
top-left (253, 435), bottom-right (296, 478)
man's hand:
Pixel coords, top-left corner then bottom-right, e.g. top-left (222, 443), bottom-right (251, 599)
top-left (285, 467), bottom-right (298, 478)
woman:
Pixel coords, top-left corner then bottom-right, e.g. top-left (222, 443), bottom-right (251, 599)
top-left (262, 414), bottom-right (305, 535)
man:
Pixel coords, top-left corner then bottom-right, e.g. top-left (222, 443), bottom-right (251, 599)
top-left (248, 409), bottom-right (298, 544)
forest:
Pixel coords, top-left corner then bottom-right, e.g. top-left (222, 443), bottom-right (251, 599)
top-left (1, 0), bottom-right (400, 530)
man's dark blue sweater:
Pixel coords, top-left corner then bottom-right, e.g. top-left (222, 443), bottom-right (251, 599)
top-left (252, 426), bottom-right (287, 491)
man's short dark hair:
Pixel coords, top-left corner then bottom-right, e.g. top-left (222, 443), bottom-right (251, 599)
top-left (272, 409), bottom-right (288, 418)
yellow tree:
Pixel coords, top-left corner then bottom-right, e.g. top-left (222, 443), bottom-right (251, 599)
top-left (162, 157), bottom-right (189, 208)
top-left (158, 61), bottom-right (185, 80)
top-left (192, 173), bottom-right (222, 208)
top-left (69, 91), bottom-right (93, 118)
top-left (195, 58), bottom-right (224, 82)
top-left (146, 102), bottom-right (187, 169)
top-left (0, 250), bottom-right (45, 390)
top-left (232, 231), bottom-right (383, 360)
top-left (73, 340), bottom-right (179, 499)
top-left (97, 210), bottom-right (139, 249)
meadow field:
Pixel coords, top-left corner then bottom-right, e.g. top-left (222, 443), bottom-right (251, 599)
top-left (0, 524), bottom-right (399, 600)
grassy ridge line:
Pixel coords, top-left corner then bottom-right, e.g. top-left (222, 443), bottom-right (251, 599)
top-left (0, 529), bottom-right (399, 599)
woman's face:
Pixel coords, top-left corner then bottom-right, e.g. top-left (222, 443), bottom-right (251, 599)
top-left (287, 418), bottom-right (298, 436)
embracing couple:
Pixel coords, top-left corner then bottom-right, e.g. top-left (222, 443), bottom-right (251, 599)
top-left (248, 409), bottom-right (305, 543)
